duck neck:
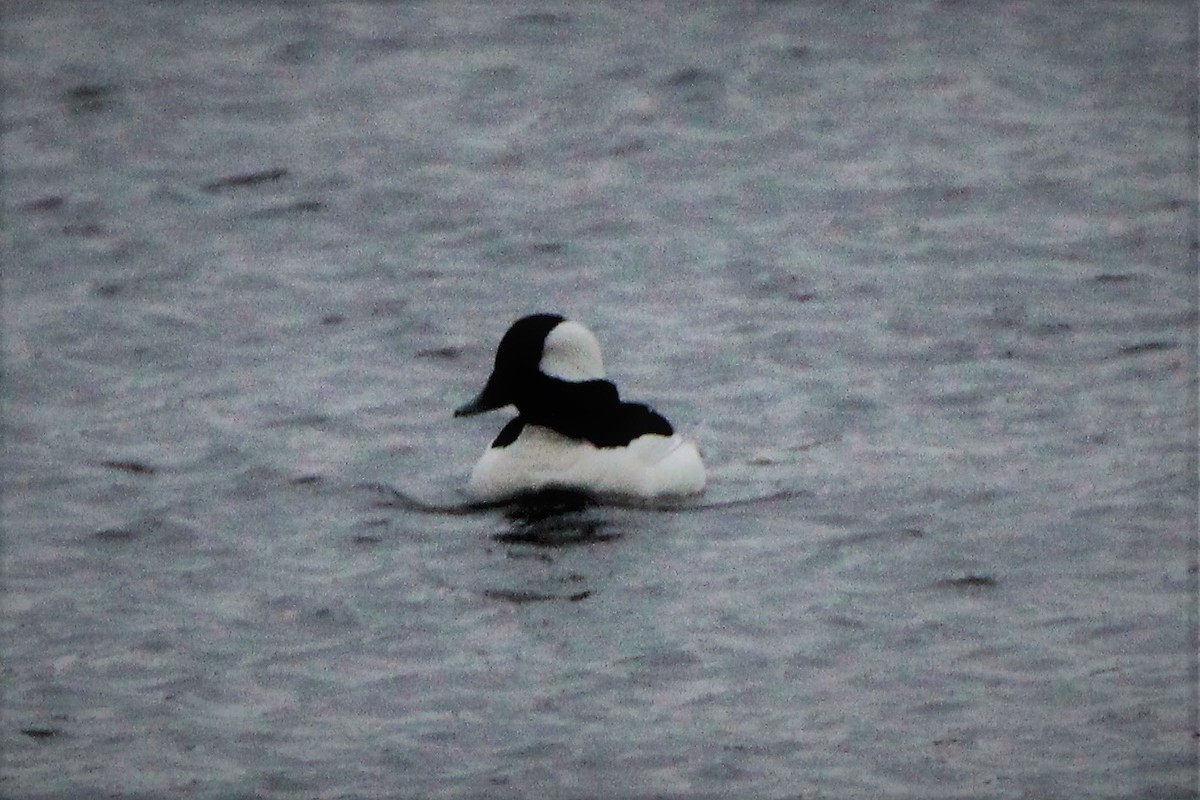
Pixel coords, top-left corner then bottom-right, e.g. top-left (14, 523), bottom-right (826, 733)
top-left (516, 377), bottom-right (620, 440)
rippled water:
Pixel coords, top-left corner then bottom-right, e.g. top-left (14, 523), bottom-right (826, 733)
top-left (3, 2), bottom-right (1197, 798)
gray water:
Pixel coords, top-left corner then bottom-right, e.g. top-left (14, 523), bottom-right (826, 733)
top-left (2, 2), bottom-right (1197, 798)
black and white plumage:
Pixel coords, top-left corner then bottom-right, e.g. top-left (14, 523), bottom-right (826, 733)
top-left (454, 314), bottom-right (706, 501)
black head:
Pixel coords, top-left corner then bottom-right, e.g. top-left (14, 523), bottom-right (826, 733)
top-left (454, 313), bottom-right (675, 448)
top-left (454, 313), bottom-right (565, 417)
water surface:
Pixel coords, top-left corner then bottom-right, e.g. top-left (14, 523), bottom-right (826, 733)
top-left (3, 2), bottom-right (1197, 798)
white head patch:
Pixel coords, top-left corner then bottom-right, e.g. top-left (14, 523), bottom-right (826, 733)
top-left (539, 320), bottom-right (606, 381)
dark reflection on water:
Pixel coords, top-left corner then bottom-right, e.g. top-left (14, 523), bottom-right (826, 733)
top-left (492, 489), bottom-right (620, 548)
top-left (483, 587), bottom-right (593, 604)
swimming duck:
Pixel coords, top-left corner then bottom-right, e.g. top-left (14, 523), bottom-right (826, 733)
top-left (454, 313), bottom-right (706, 501)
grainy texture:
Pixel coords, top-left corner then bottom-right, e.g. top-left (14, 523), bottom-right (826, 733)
top-left (2, 2), bottom-right (1197, 798)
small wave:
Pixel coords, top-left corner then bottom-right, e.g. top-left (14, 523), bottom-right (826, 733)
top-left (357, 482), bottom-right (809, 517)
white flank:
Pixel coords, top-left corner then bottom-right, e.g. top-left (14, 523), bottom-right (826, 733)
top-left (467, 425), bottom-right (706, 501)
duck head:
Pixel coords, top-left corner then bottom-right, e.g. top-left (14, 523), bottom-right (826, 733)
top-left (454, 313), bottom-right (607, 417)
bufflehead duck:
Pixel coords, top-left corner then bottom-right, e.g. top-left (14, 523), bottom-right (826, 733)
top-left (454, 313), bottom-right (706, 501)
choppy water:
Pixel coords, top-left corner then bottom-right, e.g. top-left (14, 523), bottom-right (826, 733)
top-left (3, 2), bottom-right (1197, 798)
